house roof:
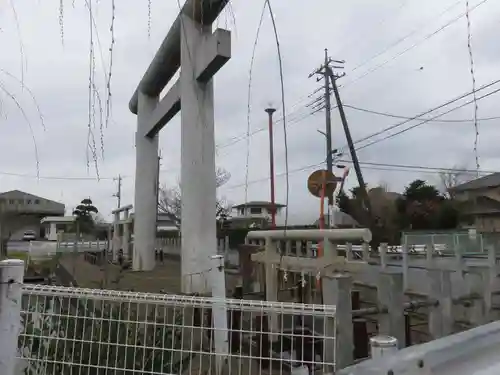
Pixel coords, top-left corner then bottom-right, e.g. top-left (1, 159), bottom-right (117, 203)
top-left (313, 211), bottom-right (359, 227)
top-left (451, 173), bottom-right (500, 192)
top-left (0, 190), bottom-right (65, 207)
top-left (233, 201), bottom-right (286, 209)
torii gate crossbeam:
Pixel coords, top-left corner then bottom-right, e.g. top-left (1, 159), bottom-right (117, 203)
top-left (129, 0), bottom-right (231, 294)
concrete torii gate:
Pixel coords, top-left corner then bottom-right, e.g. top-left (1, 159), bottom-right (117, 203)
top-left (128, 0), bottom-right (231, 294)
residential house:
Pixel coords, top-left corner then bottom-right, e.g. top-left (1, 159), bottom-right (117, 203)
top-left (230, 201), bottom-right (286, 229)
top-left (450, 173), bottom-right (500, 232)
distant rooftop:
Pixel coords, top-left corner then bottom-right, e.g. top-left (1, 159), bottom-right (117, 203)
top-left (233, 201), bottom-right (286, 209)
top-left (41, 216), bottom-right (75, 224)
top-left (450, 172), bottom-right (500, 192)
top-left (313, 211), bottom-right (359, 227)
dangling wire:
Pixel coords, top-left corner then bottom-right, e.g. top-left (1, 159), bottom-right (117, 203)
top-left (245, 1), bottom-right (267, 205)
top-left (465, 0), bottom-right (480, 177)
top-left (265, 0), bottom-right (289, 232)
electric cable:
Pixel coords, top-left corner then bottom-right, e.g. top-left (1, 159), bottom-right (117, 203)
top-left (356, 85), bottom-right (500, 152)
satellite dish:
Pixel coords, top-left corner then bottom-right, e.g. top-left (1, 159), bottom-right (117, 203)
top-left (307, 169), bottom-right (341, 198)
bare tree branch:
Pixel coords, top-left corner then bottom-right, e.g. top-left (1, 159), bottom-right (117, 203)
top-left (439, 166), bottom-right (472, 198)
top-left (158, 167), bottom-right (232, 227)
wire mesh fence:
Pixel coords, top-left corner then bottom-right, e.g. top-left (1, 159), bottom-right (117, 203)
top-left (402, 231), bottom-right (500, 255)
top-left (16, 285), bottom-right (337, 375)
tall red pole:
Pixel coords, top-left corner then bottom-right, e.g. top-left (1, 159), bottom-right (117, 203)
top-left (266, 107), bottom-right (277, 229)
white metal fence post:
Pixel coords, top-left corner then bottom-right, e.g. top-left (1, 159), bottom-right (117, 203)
top-left (209, 255), bottom-right (228, 375)
top-left (0, 259), bottom-right (25, 375)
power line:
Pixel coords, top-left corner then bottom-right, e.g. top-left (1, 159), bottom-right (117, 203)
top-left (221, 157), bottom-right (497, 192)
top-left (222, 159), bottom-right (497, 192)
top-left (356, 85), bottom-right (500, 152)
top-left (245, 0), bottom-right (267, 205)
top-left (216, 108), bottom-right (318, 153)
top-left (344, 104), bottom-right (500, 123)
top-left (334, 0), bottom-right (414, 58)
top-left (0, 170), bottom-right (118, 181)
top-left (337, 160), bottom-right (498, 175)
top-left (348, 77), bottom-right (500, 149)
top-left (343, 0), bottom-right (490, 89)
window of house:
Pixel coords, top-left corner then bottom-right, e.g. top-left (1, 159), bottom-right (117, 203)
top-left (250, 207), bottom-right (262, 214)
top-left (26, 200), bottom-right (32, 204)
top-left (238, 208), bottom-right (244, 215)
top-left (9, 199), bottom-right (14, 204)
top-left (34, 199), bottom-right (40, 204)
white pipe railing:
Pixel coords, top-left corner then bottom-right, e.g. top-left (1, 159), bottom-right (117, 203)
top-left (247, 228), bottom-right (373, 243)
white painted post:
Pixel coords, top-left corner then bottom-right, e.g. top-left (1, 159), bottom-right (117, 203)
top-left (322, 274), bottom-right (353, 371)
top-left (107, 224), bottom-right (112, 259)
top-left (345, 242), bottom-right (353, 261)
top-left (112, 211), bottom-right (120, 263)
top-left (377, 271), bottom-right (405, 347)
top-left (180, 14), bottom-right (218, 294)
top-left (379, 243), bottom-right (388, 269)
top-left (0, 259), bottom-right (24, 375)
top-left (426, 244), bottom-right (434, 265)
top-left (133, 93), bottom-right (159, 271)
top-left (370, 335), bottom-right (398, 359)
top-left (454, 234), bottom-right (465, 278)
top-left (209, 255), bottom-right (228, 375)
top-left (49, 222), bottom-right (57, 241)
top-left (362, 242), bottom-right (370, 261)
top-left (264, 238), bottom-right (279, 333)
top-left (123, 210), bottom-right (130, 260)
top-left (427, 268), bottom-right (453, 338)
top-left (402, 244), bottom-right (409, 290)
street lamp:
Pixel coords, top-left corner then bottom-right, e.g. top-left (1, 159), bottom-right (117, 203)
top-left (317, 129), bottom-right (343, 161)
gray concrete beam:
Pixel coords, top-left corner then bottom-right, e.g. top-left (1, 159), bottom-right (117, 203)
top-left (143, 81), bottom-right (181, 138)
top-left (129, 0), bottom-right (229, 114)
top-left (195, 28), bottom-right (231, 82)
top-left (142, 28), bottom-right (230, 137)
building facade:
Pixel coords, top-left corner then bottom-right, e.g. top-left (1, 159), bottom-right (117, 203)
top-left (230, 201), bottom-right (286, 229)
top-left (451, 173), bottom-right (500, 232)
top-left (0, 190), bottom-right (65, 240)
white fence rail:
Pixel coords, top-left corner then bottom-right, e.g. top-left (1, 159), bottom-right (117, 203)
top-left (0, 259), bottom-right (338, 375)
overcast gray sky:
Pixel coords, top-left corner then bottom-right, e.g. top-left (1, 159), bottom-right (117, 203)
top-left (0, 0), bottom-right (499, 224)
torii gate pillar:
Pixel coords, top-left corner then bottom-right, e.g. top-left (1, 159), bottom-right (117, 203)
top-left (129, 0), bottom-right (231, 294)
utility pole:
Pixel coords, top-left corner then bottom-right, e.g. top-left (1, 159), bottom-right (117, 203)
top-left (323, 49), bottom-right (333, 204)
top-left (325, 60), bottom-right (373, 220)
top-left (308, 49), bottom-right (335, 228)
top-left (265, 107), bottom-right (277, 229)
top-left (113, 175), bottom-right (122, 209)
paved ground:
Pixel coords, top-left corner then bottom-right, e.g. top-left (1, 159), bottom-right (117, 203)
top-left (57, 254), bottom-right (243, 295)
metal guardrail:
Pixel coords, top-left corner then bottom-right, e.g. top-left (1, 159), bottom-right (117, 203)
top-left (338, 320), bottom-right (500, 375)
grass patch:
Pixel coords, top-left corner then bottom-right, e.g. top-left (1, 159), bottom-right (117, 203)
top-left (5, 251), bottom-right (30, 262)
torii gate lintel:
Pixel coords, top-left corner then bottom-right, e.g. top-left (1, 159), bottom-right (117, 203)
top-left (129, 0), bottom-right (231, 114)
top-left (139, 28), bottom-right (230, 139)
